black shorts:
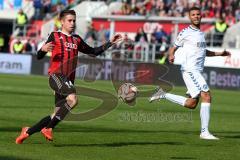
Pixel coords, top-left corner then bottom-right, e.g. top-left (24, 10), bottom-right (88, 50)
top-left (49, 73), bottom-right (76, 106)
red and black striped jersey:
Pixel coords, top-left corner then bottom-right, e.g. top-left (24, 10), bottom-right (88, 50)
top-left (37, 31), bottom-right (112, 82)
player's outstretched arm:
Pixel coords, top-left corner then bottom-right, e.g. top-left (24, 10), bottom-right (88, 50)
top-left (37, 42), bottom-right (54, 59)
top-left (206, 49), bottom-right (231, 57)
top-left (78, 34), bottom-right (123, 57)
top-left (110, 34), bottom-right (123, 45)
top-left (168, 46), bottom-right (178, 64)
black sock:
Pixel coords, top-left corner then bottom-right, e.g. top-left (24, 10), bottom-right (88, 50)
top-left (46, 102), bottom-right (71, 129)
top-left (27, 115), bottom-right (51, 135)
top-left (46, 117), bottom-right (61, 129)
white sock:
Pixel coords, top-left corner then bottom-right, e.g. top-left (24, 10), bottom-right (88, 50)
top-left (200, 103), bottom-right (210, 134)
top-left (164, 93), bottom-right (187, 106)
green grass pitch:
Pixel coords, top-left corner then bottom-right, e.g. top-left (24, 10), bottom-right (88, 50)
top-left (0, 74), bottom-right (239, 160)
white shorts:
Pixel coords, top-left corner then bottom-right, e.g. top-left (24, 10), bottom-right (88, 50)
top-left (182, 71), bottom-right (209, 98)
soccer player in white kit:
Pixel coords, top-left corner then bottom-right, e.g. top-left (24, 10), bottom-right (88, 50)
top-left (149, 6), bottom-right (231, 140)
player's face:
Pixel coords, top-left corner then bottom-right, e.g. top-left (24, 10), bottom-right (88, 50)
top-left (61, 14), bottom-right (76, 34)
top-left (189, 10), bottom-right (201, 26)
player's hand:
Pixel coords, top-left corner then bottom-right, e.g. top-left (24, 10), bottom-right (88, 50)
top-left (221, 50), bottom-right (231, 56)
top-left (110, 34), bottom-right (123, 45)
top-left (168, 54), bottom-right (175, 64)
top-left (41, 42), bottom-right (54, 52)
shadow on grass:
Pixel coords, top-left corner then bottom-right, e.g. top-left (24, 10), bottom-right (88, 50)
top-left (0, 126), bottom-right (197, 134)
top-left (0, 89), bottom-right (51, 97)
top-left (0, 126), bottom-right (203, 137)
top-left (3, 126), bottom-right (239, 140)
top-left (220, 135), bottom-right (240, 139)
top-left (0, 156), bottom-right (34, 160)
top-left (55, 126), bottom-right (199, 135)
top-left (54, 141), bottom-right (185, 148)
top-left (170, 157), bottom-right (196, 159)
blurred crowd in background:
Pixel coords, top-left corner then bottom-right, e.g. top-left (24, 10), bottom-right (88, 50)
top-left (0, 0), bottom-right (240, 63)
top-left (114, 0), bottom-right (240, 21)
top-left (33, 0), bottom-right (81, 20)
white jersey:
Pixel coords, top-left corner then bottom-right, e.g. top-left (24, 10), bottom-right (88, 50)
top-left (174, 25), bottom-right (206, 72)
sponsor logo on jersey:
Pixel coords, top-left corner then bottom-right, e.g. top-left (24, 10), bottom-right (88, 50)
top-left (64, 42), bottom-right (77, 49)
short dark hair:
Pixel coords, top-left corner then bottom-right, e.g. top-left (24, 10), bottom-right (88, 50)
top-left (59, 10), bottom-right (76, 19)
top-left (189, 6), bottom-right (201, 13)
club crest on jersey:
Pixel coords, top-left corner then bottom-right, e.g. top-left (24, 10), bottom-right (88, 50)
top-left (64, 42), bottom-right (77, 49)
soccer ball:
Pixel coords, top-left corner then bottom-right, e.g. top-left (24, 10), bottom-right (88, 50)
top-left (118, 83), bottom-right (138, 103)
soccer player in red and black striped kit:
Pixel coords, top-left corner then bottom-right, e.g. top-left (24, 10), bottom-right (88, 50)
top-left (16, 10), bottom-right (122, 144)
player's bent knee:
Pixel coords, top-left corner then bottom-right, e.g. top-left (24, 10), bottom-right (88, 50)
top-left (186, 99), bottom-right (198, 109)
top-left (201, 92), bottom-right (211, 103)
top-left (66, 94), bottom-right (78, 108)
top-left (188, 102), bottom-right (197, 109)
top-left (70, 98), bottom-right (78, 108)
top-left (189, 104), bottom-right (197, 109)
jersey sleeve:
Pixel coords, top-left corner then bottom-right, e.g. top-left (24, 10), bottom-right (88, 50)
top-left (37, 32), bottom-right (55, 59)
top-left (174, 30), bottom-right (186, 47)
top-left (45, 32), bottom-right (55, 43)
top-left (77, 35), bottom-right (112, 56)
